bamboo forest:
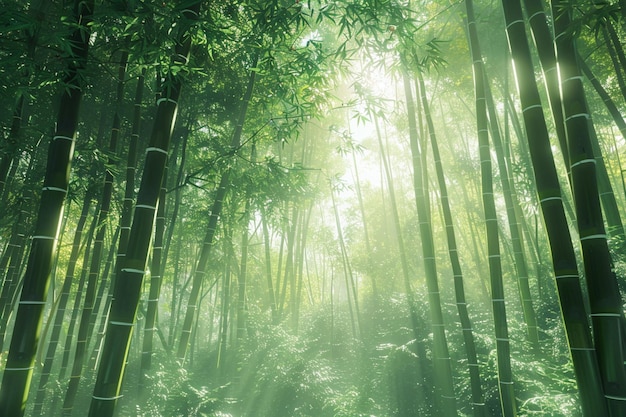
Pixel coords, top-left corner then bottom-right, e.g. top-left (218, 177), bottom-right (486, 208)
top-left (3, 0), bottom-right (626, 416)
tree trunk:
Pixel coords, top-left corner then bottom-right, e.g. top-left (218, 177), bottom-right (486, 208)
top-left (62, 47), bottom-right (128, 417)
top-left (88, 4), bottom-right (201, 416)
top-left (483, 70), bottom-right (540, 349)
top-left (235, 145), bottom-right (258, 343)
top-left (260, 207), bottom-right (278, 322)
top-left (404, 72), bottom-right (456, 416)
top-left (416, 70), bottom-right (487, 417)
top-left (552, 2), bottom-right (626, 414)
top-left (31, 188), bottom-right (93, 416)
top-left (371, 103), bottom-right (431, 414)
top-left (330, 184), bottom-right (360, 340)
top-left (0, 1), bottom-right (94, 414)
top-left (503, 0), bottom-right (610, 414)
top-left (176, 55), bottom-right (258, 363)
top-left (139, 178), bottom-right (168, 379)
top-left (464, 0), bottom-right (516, 414)
top-left (0, 199), bottom-right (31, 350)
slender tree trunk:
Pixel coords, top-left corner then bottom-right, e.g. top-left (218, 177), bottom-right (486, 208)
top-left (90, 70), bottom-right (147, 374)
top-left (176, 171), bottom-right (229, 360)
top-left (579, 58), bottom-right (626, 243)
top-left (0, 200), bottom-right (30, 350)
top-left (89, 4), bottom-right (201, 416)
top-left (31, 188), bottom-right (93, 415)
top-left (404, 71), bottom-right (456, 415)
top-left (484, 69), bottom-right (540, 350)
top-left (260, 207), bottom-right (278, 322)
top-left (139, 178), bottom-right (167, 379)
top-left (293, 202), bottom-right (313, 333)
top-left (235, 145), bottom-right (257, 343)
top-left (371, 110), bottom-right (413, 306)
top-left (62, 47), bottom-right (128, 417)
top-left (236, 199), bottom-right (251, 343)
top-left (522, 0), bottom-right (569, 168)
top-left (116, 69), bottom-right (146, 272)
top-left (416, 70), bottom-right (488, 417)
top-left (56, 215), bottom-right (97, 397)
top-left (278, 206), bottom-right (298, 320)
top-left (349, 144), bottom-right (377, 297)
top-left (89, 225), bottom-right (121, 369)
top-left (330, 184), bottom-right (360, 340)
top-left (464, 1), bottom-right (516, 414)
top-left (216, 232), bottom-right (233, 371)
top-left (588, 123), bottom-right (626, 240)
top-left (274, 223), bottom-right (287, 319)
top-left (371, 105), bottom-right (431, 414)
top-left (176, 56), bottom-right (258, 362)
top-left (165, 130), bottom-right (188, 347)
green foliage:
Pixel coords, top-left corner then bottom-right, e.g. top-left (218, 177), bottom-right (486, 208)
top-left (136, 355), bottom-right (229, 417)
top-left (228, 322), bottom-right (343, 417)
top-left (2, 0), bottom-right (625, 416)
top-left (202, 295), bottom-right (439, 417)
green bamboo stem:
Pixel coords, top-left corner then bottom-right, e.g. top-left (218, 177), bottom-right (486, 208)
top-left (176, 55), bottom-right (258, 363)
top-left (464, 0), bottom-right (516, 414)
top-left (31, 189), bottom-right (93, 416)
top-left (0, 1), bottom-right (94, 414)
top-left (416, 70), bottom-right (487, 417)
top-left (404, 71), bottom-right (457, 416)
top-left (139, 177), bottom-right (167, 378)
top-left (88, 4), bottom-right (201, 416)
top-left (504, 0), bottom-right (611, 414)
top-left (484, 70), bottom-right (540, 350)
top-left (552, 2), bottom-right (626, 414)
top-left (62, 47), bottom-right (128, 417)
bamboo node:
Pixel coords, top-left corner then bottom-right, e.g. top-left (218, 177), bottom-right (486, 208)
top-left (505, 19), bottom-right (524, 29)
top-left (135, 204), bottom-right (157, 210)
top-left (146, 146), bottom-right (168, 155)
top-left (565, 113), bottom-right (590, 122)
top-left (109, 321), bottom-right (134, 327)
top-left (121, 268), bottom-right (145, 274)
top-left (522, 104), bottom-right (542, 113)
top-left (4, 366), bottom-right (34, 371)
top-left (156, 97), bottom-right (177, 105)
top-left (92, 395), bottom-right (123, 401)
top-left (590, 313), bottom-right (620, 317)
top-left (42, 186), bottom-right (67, 193)
top-left (580, 234), bottom-right (607, 241)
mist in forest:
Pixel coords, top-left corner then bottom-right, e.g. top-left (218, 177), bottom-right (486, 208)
top-left (0, 1), bottom-right (626, 416)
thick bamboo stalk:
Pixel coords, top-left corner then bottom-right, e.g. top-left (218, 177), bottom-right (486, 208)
top-left (0, 1), bottom-right (94, 414)
top-left (88, 4), bottom-right (201, 416)
top-left (31, 189), bottom-right (93, 416)
top-left (552, 1), bottom-right (626, 414)
top-left (503, 0), bottom-right (611, 414)
top-left (62, 47), bottom-right (128, 417)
